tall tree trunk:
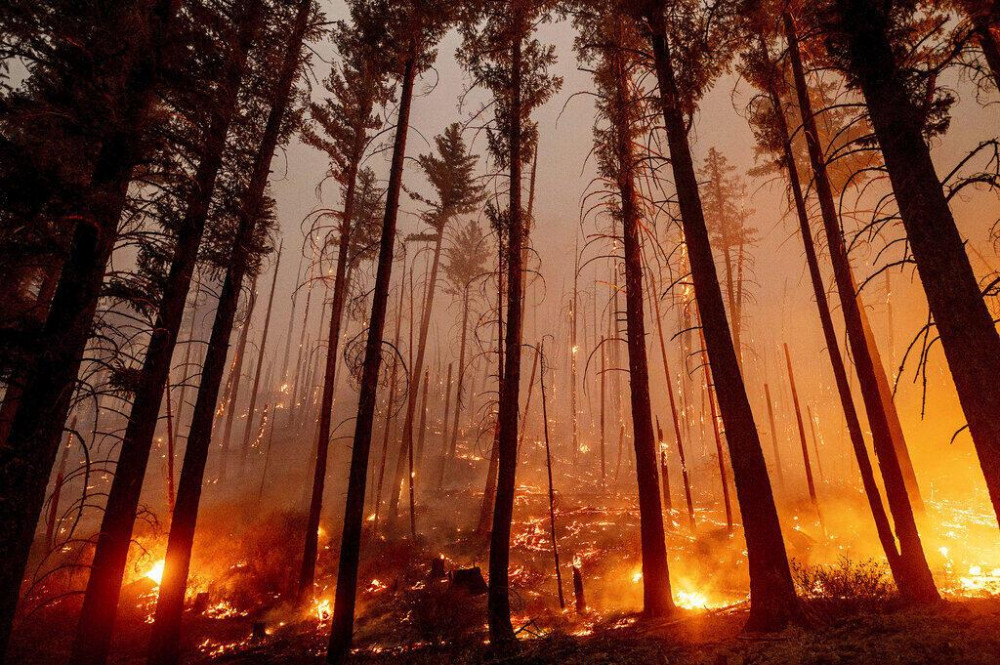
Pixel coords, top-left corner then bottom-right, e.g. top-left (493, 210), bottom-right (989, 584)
top-left (239, 241), bottom-right (282, 470)
top-left (608, 25), bottom-right (674, 617)
top-left (699, 325), bottom-right (733, 532)
top-left (644, 17), bottom-right (800, 630)
top-left (289, 259), bottom-right (316, 427)
top-left (298, 149), bottom-right (364, 599)
top-left (174, 274), bottom-right (202, 440)
top-left (754, 34), bottom-right (903, 578)
top-left (326, 46), bottom-right (418, 665)
top-left (0, 2), bottom-right (178, 656)
top-left (45, 418), bottom-right (75, 550)
top-left (762, 383), bottom-right (786, 492)
top-left (645, 259), bottom-right (688, 517)
top-left (785, 11), bottom-right (939, 602)
top-left (516, 346), bottom-right (540, 462)
top-left (280, 253), bottom-right (305, 387)
top-left (487, 26), bottom-right (524, 650)
top-left (539, 342), bottom-right (565, 609)
top-left (374, 257), bottom-right (408, 530)
top-left (146, 5), bottom-right (312, 663)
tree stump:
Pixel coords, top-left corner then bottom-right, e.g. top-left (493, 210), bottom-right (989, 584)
top-left (451, 566), bottom-right (488, 595)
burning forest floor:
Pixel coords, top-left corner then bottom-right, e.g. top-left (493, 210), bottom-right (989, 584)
top-left (11, 460), bottom-right (1000, 665)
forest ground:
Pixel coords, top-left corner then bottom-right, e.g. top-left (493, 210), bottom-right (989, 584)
top-left (10, 451), bottom-right (1000, 664)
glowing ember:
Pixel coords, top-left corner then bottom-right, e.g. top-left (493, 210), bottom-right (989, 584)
top-left (630, 570), bottom-right (642, 584)
top-left (957, 565), bottom-right (1000, 596)
top-left (367, 578), bottom-right (388, 593)
top-left (145, 559), bottom-right (165, 586)
top-left (315, 598), bottom-right (332, 622)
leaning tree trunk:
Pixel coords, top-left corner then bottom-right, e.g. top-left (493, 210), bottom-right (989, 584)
top-left (68, 6), bottom-right (263, 662)
top-left (608, 26), bottom-right (674, 618)
top-left (147, 4), bottom-right (312, 663)
top-left (833, 0), bottom-right (1000, 533)
top-left (298, 152), bottom-right (364, 601)
top-left (0, 2), bottom-right (178, 656)
top-left (326, 45), bottom-right (418, 665)
top-left (754, 33), bottom-right (903, 579)
top-left (487, 28), bottom-right (524, 651)
top-left (785, 11), bottom-right (939, 602)
top-left (645, 18), bottom-right (800, 631)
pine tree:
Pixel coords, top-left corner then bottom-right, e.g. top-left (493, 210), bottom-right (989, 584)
top-left (326, 2), bottom-right (457, 661)
top-left (146, 3), bottom-right (316, 663)
top-left (386, 122), bottom-right (484, 529)
top-left (458, 0), bottom-right (562, 650)
top-left (297, 1), bottom-right (392, 601)
top-left (0, 2), bottom-right (181, 654)
top-left (68, 3), bottom-right (270, 663)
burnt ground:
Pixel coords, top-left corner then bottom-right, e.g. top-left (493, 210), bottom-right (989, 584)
top-left (10, 478), bottom-right (1000, 664)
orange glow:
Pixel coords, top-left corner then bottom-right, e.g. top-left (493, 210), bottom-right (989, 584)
top-left (145, 559), bottom-right (165, 586)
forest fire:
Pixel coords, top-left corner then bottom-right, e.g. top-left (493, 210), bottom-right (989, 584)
top-left (3, 0), bottom-right (1000, 664)
top-left (144, 559), bottom-right (166, 586)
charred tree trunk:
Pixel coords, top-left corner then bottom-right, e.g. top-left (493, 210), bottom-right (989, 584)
top-left (831, 1), bottom-right (1000, 528)
top-left (754, 34), bottom-right (903, 577)
top-left (239, 242), bottom-right (282, 471)
top-left (0, 3), bottom-right (178, 654)
top-left (374, 258), bottom-right (408, 531)
top-left (437, 363), bottom-right (453, 488)
top-left (784, 344), bottom-right (822, 525)
top-left (219, 280), bottom-right (258, 478)
top-left (609, 26), bottom-right (675, 617)
top-left (444, 289), bottom-right (472, 482)
top-left (763, 383), bottom-right (786, 492)
top-left (539, 342), bottom-right (565, 609)
top-left (146, 5), bottom-right (312, 663)
top-left (785, 11), bottom-right (938, 602)
top-left (517, 345), bottom-right (540, 462)
top-left (644, 15), bottom-right (800, 630)
top-left (326, 44), bottom-right (418, 665)
top-left (697, 323), bottom-right (733, 532)
top-left (298, 137), bottom-right (366, 601)
top-left (388, 231), bottom-right (446, 527)
top-left (45, 419), bottom-right (75, 550)
top-left (487, 25), bottom-right (524, 650)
